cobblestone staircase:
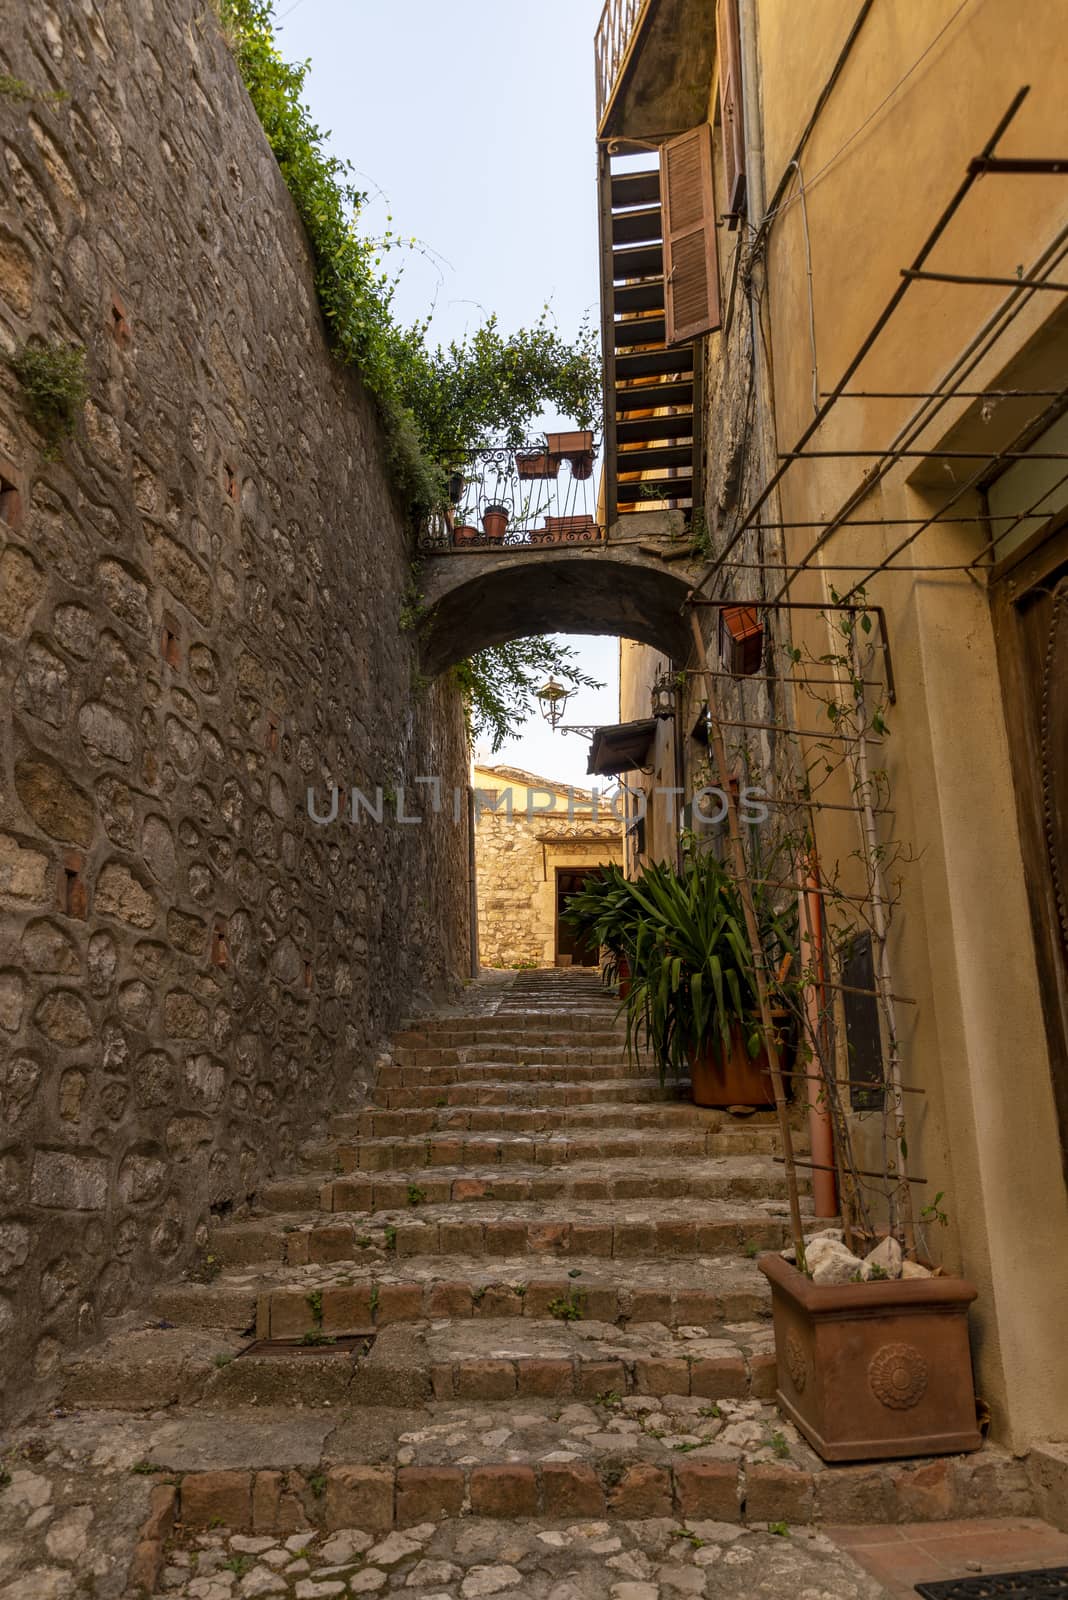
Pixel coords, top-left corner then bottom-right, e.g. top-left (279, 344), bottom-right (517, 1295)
top-left (38, 970), bottom-right (1033, 1594)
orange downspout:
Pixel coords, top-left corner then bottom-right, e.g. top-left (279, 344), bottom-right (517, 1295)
top-left (801, 854), bottom-right (838, 1219)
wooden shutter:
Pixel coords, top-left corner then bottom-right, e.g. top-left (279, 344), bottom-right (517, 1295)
top-left (662, 124), bottom-right (721, 345)
top-left (716, 0), bottom-right (747, 224)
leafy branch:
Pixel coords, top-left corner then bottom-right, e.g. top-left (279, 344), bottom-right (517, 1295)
top-left (454, 637), bottom-right (602, 752)
top-left (217, 0), bottom-right (600, 517)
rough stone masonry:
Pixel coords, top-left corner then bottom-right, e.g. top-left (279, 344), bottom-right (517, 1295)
top-left (0, 0), bottom-right (469, 1416)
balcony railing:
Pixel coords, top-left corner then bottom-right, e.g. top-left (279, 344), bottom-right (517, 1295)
top-left (595, 0), bottom-right (651, 131)
top-left (418, 435), bottom-right (603, 553)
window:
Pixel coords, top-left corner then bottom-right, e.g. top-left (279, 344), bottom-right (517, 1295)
top-left (716, 0), bottom-right (747, 225)
top-left (840, 932), bottom-right (885, 1111)
top-left (662, 124), bottom-right (721, 344)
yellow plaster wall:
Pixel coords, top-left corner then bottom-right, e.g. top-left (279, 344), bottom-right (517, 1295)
top-left (606, 0), bottom-right (1068, 1448)
top-left (752, 0), bottom-right (1068, 1447)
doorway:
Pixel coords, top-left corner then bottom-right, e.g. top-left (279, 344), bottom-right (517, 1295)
top-left (555, 868), bottom-right (604, 966)
top-left (991, 513), bottom-right (1068, 1179)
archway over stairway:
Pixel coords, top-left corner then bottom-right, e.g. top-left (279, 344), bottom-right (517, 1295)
top-left (417, 540), bottom-right (701, 675)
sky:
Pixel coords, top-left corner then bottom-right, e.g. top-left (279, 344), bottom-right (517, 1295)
top-left (275, 0), bottom-right (620, 787)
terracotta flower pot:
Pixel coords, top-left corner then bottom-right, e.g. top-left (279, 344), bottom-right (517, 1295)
top-left (515, 450), bottom-right (559, 480)
top-left (482, 504), bottom-right (509, 542)
top-left (758, 1253), bottom-right (982, 1462)
top-left (616, 955), bottom-right (631, 1000)
top-left (688, 1023), bottom-right (774, 1107)
top-left (452, 524), bottom-right (478, 546)
top-left (546, 430), bottom-right (596, 481)
top-left (546, 429), bottom-right (594, 457)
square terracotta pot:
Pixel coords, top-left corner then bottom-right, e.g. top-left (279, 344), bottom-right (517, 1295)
top-left (758, 1253), bottom-right (982, 1461)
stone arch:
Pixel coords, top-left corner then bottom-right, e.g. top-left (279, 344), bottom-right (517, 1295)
top-left (417, 543), bottom-right (701, 675)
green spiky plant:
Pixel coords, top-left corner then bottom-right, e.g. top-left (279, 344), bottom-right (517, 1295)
top-left (560, 862), bottom-right (643, 990)
top-left (569, 843), bottom-right (795, 1083)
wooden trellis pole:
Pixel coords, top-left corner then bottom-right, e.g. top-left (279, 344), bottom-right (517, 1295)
top-left (688, 611), bottom-right (807, 1263)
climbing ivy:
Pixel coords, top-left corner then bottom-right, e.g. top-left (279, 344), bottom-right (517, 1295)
top-left (454, 637), bottom-right (602, 753)
top-left (218, 0), bottom-right (603, 748)
top-left (216, 0), bottom-right (600, 513)
top-left (8, 340), bottom-right (87, 456)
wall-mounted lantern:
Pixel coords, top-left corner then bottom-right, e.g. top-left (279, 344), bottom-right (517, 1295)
top-left (650, 671), bottom-right (678, 720)
top-left (536, 676), bottom-right (575, 730)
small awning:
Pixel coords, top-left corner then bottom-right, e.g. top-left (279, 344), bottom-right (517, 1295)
top-left (587, 718), bottom-right (657, 777)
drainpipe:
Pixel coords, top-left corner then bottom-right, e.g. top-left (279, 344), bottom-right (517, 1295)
top-left (672, 660), bottom-right (686, 871)
top-left (737, 0), bottom-right (779, 500)
top-left (799, 853), bottom-right (837, 1219)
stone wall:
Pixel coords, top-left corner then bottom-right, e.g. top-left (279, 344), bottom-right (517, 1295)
top-left (0, 0), bottom-right (469, 1413)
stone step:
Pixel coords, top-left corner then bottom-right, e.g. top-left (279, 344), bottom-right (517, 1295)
top-left (60, 1318), bottom-right (779, 1412)
top-left (152, 1252), bottom-right (772, 1336)
top-left (222, 1316), bottom-right (777, 1408)
top-left (259, 1153), bottom-right (801, 1215)
top-left (34, 1397), bottom-right (1031, 1532)
top-left (393, 1030), bottom-right (627, 1054)
top-left (300, 1127), bottom-right (803, 1175)
top-left (377, 1059), bottom-right (668, 1086)
top-left (389, 1045), bottom-right (634, 1070)
top-left (396, 1017), bottom-right (625, 1033)
top-left (374, 1076), bottom-right (692, 1109)
top-left (331, 1102), bottom-right (724, 1139)
top-left (211, 1199), bottom-right (805, 1269)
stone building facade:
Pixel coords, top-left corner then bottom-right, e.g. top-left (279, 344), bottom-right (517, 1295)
top-left (473, 764), bottom-right (623, 969)
top-left (0, 0), bottom-right (468, 1414)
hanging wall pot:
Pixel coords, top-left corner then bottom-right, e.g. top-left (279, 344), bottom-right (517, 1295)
top-left (515, 449), bottom-right (559, 480)
top-left (547, 429), bottom-right (595, 481)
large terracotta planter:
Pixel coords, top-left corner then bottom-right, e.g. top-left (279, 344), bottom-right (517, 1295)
top-left (688, 1024), bottom-right (774, 1107)
top-left (515, 449), bottom-right (559, 480)
top-left (546, 429), bottom-right (595, 480)
top-left (758, 1253), bottom-right (981, 1462)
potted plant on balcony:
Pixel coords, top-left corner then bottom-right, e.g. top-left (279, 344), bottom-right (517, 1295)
top-left (482, 503), bottom-right (509, 542)
top-left (534, 514), bottom-right (598, 545)
top-left (547, 428), bottom-right (596, 481)
top-left (452, 523), bottom-right (479, 546)
top-left (515, 447), bottom-right (559, 480)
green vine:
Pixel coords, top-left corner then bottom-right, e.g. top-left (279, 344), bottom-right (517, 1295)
top-left (8, 340), bottom-right (87, 456)
top-left (0, 74), bottom-right (67, 106)
top-left (455, 637), bottom-right (602, 752)
top-left (216, 0), bottom-right (599, 515)
top-left (218, 0), bottom-right (603, 747)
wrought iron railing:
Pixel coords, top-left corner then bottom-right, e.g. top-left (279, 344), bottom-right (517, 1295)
top-left (595, 0), bottom-right (651, 130)
top-left (418, 434), bottom-right (603, 552)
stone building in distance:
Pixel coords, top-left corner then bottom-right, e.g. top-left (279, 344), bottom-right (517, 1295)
top-left (473, 763), bottom-right (623, 969)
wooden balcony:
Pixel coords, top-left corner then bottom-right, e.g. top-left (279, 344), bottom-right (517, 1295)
top-left (594, 0), bottom-right (651, 134)
top-left (594, 0), bottom-right (717, 141)
top-left (597, 149), bottom-right (700, 528)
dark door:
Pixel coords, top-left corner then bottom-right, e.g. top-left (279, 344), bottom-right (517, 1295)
top-left (556, 868), bottom-right (605, 966)
top-left (992, 516), bottom-right (1068, 1181)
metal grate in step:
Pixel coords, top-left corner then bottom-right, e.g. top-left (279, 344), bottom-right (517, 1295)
top-left (916, 1570), bottom-right (1068, 1598)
